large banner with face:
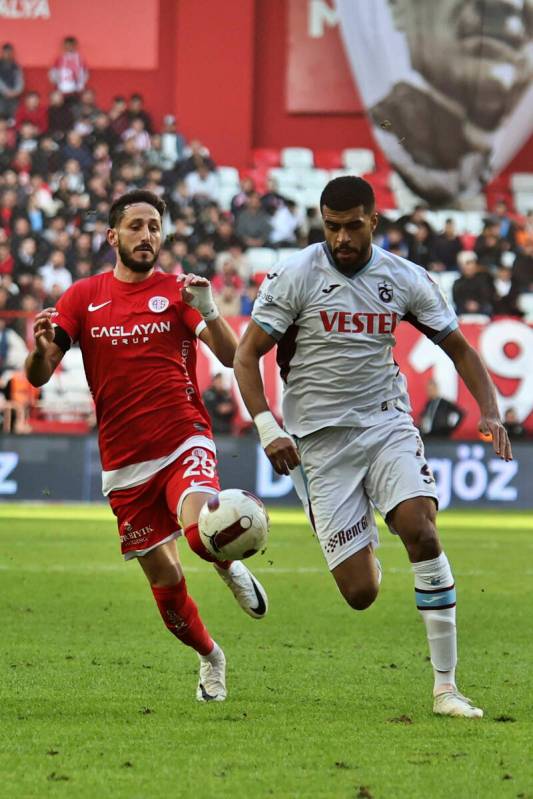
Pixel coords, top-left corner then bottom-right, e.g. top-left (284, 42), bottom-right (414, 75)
top-left (288, 0), bottom-right (533, 206)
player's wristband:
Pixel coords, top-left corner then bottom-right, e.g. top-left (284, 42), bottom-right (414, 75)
top-left (186, 284), bottom-right (220, 322)
top-left (254, 411), bottom-right (289, 449)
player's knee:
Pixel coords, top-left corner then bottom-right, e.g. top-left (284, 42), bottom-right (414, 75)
top-left (406, 520), bottom-right (440, 561)
top-left (342, 583), bottom-right (379, 611)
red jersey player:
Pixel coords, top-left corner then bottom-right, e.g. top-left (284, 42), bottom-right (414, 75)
top-left (25, 190), bottom-right (268, 702)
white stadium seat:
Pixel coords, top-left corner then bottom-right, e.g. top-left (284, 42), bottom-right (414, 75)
top-left (510, 173), bottom-right (533, 192)
top-left (280, 147), bottom-right (314, 169)
top-left (432, 271), bottom-right (459, 303)
top-left (246, 247), bottom-right (278, 274)
top-left (517, 293), bottom-right (533, 322)
top-left (341, 148), bottom-right (376, 174)
top-left (514, 191), bottom-right (533, 215)
top-left (217, 166), bottom-right (240, 187)
top-left (275, 248), bottom-right (299, 262)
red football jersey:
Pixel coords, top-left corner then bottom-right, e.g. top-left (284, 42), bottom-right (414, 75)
top-left (54, 271), bottom-right (212, 472)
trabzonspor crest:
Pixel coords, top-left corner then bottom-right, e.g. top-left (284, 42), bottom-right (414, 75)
top-left (378, 281), bottom-right (393, 303)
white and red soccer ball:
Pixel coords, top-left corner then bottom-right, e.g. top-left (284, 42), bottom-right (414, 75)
top-left (198, 489), bottom-right (270, 561)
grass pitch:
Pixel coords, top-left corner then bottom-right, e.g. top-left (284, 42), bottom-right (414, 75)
top-left (1, 504), bottom-right (532, 799)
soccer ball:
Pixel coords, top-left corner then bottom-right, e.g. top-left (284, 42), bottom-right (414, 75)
top-left (198, 489), bottom-right (270, 561)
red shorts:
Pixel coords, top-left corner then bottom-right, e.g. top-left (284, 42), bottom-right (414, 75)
top-left (108, 445), bottom-right (220, 559)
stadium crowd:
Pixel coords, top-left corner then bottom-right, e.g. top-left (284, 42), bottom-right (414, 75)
top-left (1, 39), bottom-right (533, 432)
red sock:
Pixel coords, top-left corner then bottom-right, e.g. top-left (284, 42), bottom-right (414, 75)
top-left (184, 523), bottom-right (232, 569)
top-left (151, 578), bottom-right (213, 656)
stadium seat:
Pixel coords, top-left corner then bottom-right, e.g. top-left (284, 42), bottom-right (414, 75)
top-left (252, 148), bottom-right (281, 169)
top-left (217, 166), bottom-right (240, 186)
top-left (313, 149), bottom-right (343, 169)
top-left (246, 247), bottom-right (278, 274)
top-left (510, 173), bottom-right (533, 192)
top-left (389, 172), bottom-right (425, 212)
top-left (513, 191), bottom-right (533, 215)
top-left (281, 147), bottom-right (314, 169)
top-left (341, 148), bottom-right (376, 174)
top-left (218, 185), bottom-right (237, 211)
top-left (432, 271), bottom-right (459, 303)
top-left (275, 248), bottom-right (299, 262)
top-left (517, 293), bottom-right (533, 322)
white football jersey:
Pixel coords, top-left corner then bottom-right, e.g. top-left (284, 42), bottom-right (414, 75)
top-left (252, 242), bottom-right (457, 437)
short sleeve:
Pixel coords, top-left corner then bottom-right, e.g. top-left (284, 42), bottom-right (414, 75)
top-left (181, 302), bottom-right (205, 337)
top-left (404, 269), bottom-right (458, 344)
top-left (54, 282), bottom-right (84, 344)
top-left (252, 268), bottom-right (301, 341)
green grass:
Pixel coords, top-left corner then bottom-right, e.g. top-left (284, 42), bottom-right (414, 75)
top-left (1, 505), bottom-right (532, 799)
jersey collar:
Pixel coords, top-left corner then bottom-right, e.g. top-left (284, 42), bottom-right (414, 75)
top-left (321, 242), bottom-right (376, 278)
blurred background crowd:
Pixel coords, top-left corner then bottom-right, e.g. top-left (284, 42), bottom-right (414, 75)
top-left (1, 37), bottom-right (533, 436)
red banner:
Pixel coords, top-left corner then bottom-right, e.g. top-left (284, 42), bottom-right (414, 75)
top-left (0, 0), bottom-right (158, 70)
top-left (286, 0), bottom-right (361, 113)
top-left (195, 318), bottom-right (533, 438)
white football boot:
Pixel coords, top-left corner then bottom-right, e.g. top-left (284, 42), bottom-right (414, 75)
top-left (197, 644), bottom-right (227, 702)
top-left (214, 561), bottom-right (268, 619)
top-left (433, 689), bottom-right (483, 718)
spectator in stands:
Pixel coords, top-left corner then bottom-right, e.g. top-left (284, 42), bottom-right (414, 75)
top-left (61, 130), bottom-right (93, 174)
top-left (0, 43), bottom-right (24, 122)
top-left (503, 407), bottom-right (526, 440)
top-left (231, 176), bottom-right (255, 217)
top-left (213, 284), bottom-right (242, 319)
top-left (261, 177), bottom-right (285, 216)
top-left (47, 90), bottom-right (74, 141)
top-left (419, 379), bottom-right (465, 438)
top-left (184, 159), bottom-right (220, 205)
top-left (381, 224), bottom-right (408, 258)
top-left (474, 220), bottom-right (507, 268)
top-left (493, 199), bottom-right (517, 247)
top-left (212, 217), bottom-right (243, 254)
top-left (39, 250), bottom-right (72, 294)
top-left (0, 126), bottom-right (14, 172)
top-left (15, 91), bottom-right (47, 135)
top-left (179, 138), bottom-right (215, 177)
top-left (126, 93), bottom-right (153, 134)
top-left (0, 315), bottom-right (28, 377)
top-left (493, 264), bottom-right (517, 315)
top-left (516, 210), bottom-right (533, 251)
top-left (510, 241), bottom-right (533, 297)
top-left (202, 373), bottom-right (237, 435)
top-left (407, 223), bottom-right (432, 269)
top-left (3, 368), bottom-right (39, 434)
top-left (161, 114), bottom-right (186, 166)
top-left (240, 280), bottom-right (259, 316)
top-left (429, 218), bottom-right (462, 271)
top-left (108, 96), bottom-right (129, 137)
top-left (0, 241), bottom-right (13, 275)
top-left (212, 256), bottom-right (244, 295)
top-left (48, 36), bottom-right (89, 103)
top-left (122, 116), bottom-right (151, 153)
top-left (269, 200), bottom-right (301, 248)
top-left (419, 378), bottom-right (464, 438)
top-left (235, 192), bottom-right (271, 248)
top-left (452, 251), bottom-right (495, 317)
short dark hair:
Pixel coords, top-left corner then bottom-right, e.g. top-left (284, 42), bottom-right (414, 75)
top-left (64, 36), bottom-right (77, 45)
top-left (320, 176), bottom-right (375, 214)
top-left (109, 190), bottom-right (166, 228)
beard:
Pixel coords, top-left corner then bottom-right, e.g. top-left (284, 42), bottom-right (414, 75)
top-left (118, 238), bottom-right (158, 272)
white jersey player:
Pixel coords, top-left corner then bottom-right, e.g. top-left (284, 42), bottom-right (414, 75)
top-left (235, 176), bottom-right (512, 719)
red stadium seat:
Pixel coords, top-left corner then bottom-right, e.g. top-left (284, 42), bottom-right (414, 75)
top-left (252, 148), bottom-right (281, 168)
top-left (314, 149), bottom-right (343, 169)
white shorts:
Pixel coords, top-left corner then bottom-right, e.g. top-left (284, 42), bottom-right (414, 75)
top-left (291, 411), bottom-right (438, 571)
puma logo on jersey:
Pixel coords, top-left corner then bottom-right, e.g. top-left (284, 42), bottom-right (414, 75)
top-left (88, 301), bottom-right (112, 312)
top-left (320, 310), bottom-right (398, 334)
top-left (322, 284), bottom-right (340, 294)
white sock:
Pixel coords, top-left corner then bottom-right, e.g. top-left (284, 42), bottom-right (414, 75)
top-left (412, 552), bottom-right (457, 694)
top-left (201, 641), bottom-right (222, 663)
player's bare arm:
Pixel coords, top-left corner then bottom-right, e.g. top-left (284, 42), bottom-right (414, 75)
top-left (25, 307), bottom-right (65, 387)
top-left (439, 328), bottom-right (512, 461)
top-left (198, 320), bottom-right (238, 368)
top-left (234, 320), bottom-right (300, 476)
top-left (179, 273), bottom-right (237, 366)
